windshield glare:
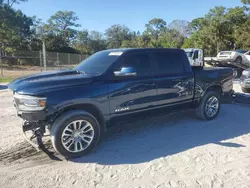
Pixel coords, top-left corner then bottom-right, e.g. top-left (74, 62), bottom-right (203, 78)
top-left (75, 51), bottom-right (121, 75)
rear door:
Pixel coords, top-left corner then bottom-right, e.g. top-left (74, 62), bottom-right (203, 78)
top-left (108, 51), bottom-right (157, 120)
top-left (152, 50), bottom-right (194, 109)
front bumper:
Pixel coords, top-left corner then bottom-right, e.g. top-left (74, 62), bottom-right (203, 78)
top-left (17, 110), bottom-right (46, 121)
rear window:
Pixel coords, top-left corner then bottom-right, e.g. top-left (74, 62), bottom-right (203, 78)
top-left (153, 51), bottom-right (184, 75)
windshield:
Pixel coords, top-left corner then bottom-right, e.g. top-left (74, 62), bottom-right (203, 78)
top-left (235, 49), bottom-right (248, 54)
top-left (185, 52), bottom-right (193, 58)
top-left (75, 50), bottom-right (121, 75)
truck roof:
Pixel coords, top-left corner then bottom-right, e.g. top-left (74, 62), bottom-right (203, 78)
top-left (183, 48), bottom-right (199, 52)
top-left (102, 48), bottom-right (184, 54)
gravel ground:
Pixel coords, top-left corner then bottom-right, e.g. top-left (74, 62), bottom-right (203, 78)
top-left (1, 82), bottom-right (250, 188)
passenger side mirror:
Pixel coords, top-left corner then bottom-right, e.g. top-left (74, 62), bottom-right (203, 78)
top-left (114, 67), bottom-right (137, 77)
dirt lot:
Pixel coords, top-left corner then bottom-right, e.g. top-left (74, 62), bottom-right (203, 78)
top-left (1, 82), bottom-right (250, 188)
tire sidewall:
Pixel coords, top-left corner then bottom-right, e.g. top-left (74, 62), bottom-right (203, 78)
top-left (242, 87), bottom-right (250, 93)
top-left (202, 92), bottom-right (220, 120)
top-left (236, 56), bottom-right (242, 64)
top-left (51, 111), bottom-right (101, 158)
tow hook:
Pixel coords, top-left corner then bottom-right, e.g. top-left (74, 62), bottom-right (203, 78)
top-left (22, 121), bottom-right (45, 151)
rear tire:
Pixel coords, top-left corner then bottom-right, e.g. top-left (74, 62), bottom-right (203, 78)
top-left (196, 91), bottom-right (220, 120)
top-left (235, 56), bottom-right (242, 64)
top-left (241, 87), bottom-right (250, 93)
top-left (51, 110), bottom-right (101, 158)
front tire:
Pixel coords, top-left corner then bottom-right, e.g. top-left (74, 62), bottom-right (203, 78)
top-left (235, 56), bottom-right (242, 64)
top-left (196, 91), bottom-right (220, 120)
top-left (51, 110), bottom-right (101, 158)
top-left (233, 69), bottom-right (242, 78)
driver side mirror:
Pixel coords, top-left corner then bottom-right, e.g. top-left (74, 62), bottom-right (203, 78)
top-left (114, 67), bottom-right (137, 77)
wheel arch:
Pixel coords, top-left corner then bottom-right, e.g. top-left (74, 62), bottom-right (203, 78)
top-left (204, 85), bottom-right (223, 97)
top-left (52, 103), bottom-right (106, 131)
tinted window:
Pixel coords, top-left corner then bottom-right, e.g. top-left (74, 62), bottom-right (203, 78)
top-left (75, 50), bottom-right (121, 75)
top-left (185, 52), bottom-right (193, 58)
top-left (154, 51), bottom-right (184, 75)
top-left (193, 51), bottom-right (198, 59)
top-left (116, 52), bottom-right (152, 77)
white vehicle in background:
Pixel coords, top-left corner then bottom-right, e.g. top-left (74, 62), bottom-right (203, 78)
top-left (183, 48), bottom-right (250, 77)
top-left (217, 49), bottom-right (250, 66)
top-left (185, 48), bottom-right (250, 78)
top-left (184, 48), bottom-right (204, 66)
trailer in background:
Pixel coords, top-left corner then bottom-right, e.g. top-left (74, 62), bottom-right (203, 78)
top-left (183, 48), bottom-right (250, 78)
top-left (204, 56), bottom-right (249, 78)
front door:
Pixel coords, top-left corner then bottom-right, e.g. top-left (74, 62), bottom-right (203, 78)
top-left (108, 51), bottom-right (157, 123)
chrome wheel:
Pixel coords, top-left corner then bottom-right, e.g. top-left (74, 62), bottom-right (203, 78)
top-left (205, 96), bottom-right (219, 118)
top-left (61, 120), bottom-right (94, 153)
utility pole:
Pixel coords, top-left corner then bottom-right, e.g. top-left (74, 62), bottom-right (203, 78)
top-left (42, 41), bottom-right (47, 71)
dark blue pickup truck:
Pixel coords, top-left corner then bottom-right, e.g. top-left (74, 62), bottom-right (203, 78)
top-left (8, 48), bottom-right (233, 158)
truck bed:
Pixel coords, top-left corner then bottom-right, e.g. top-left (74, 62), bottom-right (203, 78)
top-left (192, 66), bottom-right (233, 100)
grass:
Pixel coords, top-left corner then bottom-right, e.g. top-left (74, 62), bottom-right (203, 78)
top-left (0, 77), bottom-right (13, 83)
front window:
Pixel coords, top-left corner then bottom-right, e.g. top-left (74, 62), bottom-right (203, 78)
top-left (185, 52), bottom-right (193, 58)
top-left (75, 50), bottom-right (121, 75)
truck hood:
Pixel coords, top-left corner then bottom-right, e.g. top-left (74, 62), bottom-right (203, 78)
top-left (8, 69), bottom-right (94, 95)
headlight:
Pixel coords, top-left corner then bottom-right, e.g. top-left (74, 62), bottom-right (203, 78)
top-left (14, 93), bottom-right (46, 111)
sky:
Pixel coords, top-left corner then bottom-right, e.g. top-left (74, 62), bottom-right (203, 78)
top-left (14, 0), bottom-right (243, 32)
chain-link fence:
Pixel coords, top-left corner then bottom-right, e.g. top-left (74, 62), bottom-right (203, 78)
top-left (0, 51), bottom-right (87, 79)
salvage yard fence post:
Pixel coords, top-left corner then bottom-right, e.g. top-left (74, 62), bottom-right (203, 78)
top-left (39, 51), bottom-right (42, 72)
top-left (42, 41), bottom-right (47, 71)
top-left (0, 51), bottom-right (3, 77)
top-left (57, 52), bottom-right (59, 66)
top-left (68, 54), bottom-right (70, 65)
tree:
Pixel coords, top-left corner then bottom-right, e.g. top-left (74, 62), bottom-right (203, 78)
top-left (158, 29), bottom-right (185, 48)
top-left (44, 11), bottom-right (80, 42)
top-left (241, 0), bottom-right (250, 4)
top-left (1, 0), bottom-right (27, 7)
top-left (0, 4), bottom-right (34, 53)
top-left (145, 18), bottom-right (167, 40)
top-left (105, 24), bottom-right (132, 48)
top-left (73, 30), bottom-right (107, 54)
top-left (87, 31), bottom-right (106, 53)
top-left (235, 15), bottom-right (250, 49)
top-left (168, 19), bottom-right (190, 37)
